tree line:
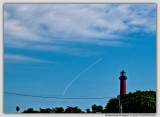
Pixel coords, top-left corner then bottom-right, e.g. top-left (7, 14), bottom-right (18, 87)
top-left (16, 90), bottom-right (156, 113)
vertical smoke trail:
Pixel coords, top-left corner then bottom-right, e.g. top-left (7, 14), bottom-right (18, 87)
top-left (63, 57), bottom-right (103, 96)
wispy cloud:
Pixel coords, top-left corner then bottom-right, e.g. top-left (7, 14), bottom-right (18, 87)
top-left (4, 54), bottom-right (55, 64)
top-left (4, 4), bottom-right (156, 54)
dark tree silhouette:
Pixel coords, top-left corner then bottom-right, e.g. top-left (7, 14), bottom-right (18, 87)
top-left (91, 104), bottom-right (103, 113)
top-left (86, 108), bottom-right (91, 113)
top-left (64, 106), bottom-right (82, 113)
top-left (39, 108), bottom-right (52, 113)
top-left (20, 90), bottom-right (156, 113)
top-left (97, 105), bottom-right (103, 113)
top-left (22, 108), bottom-right (39, 113)
top-left (105, 90), bottom-right (156, 113)
top-left (105, 98), bottom-right (119, 113)
top-left (53, 107), bottom-right (64, 113)
top-left (120, 90), bottom-right (156, 113)
top-left (16, 106), bottom-right (20, 113)
top-left (64, 106), bottom-right (74, 113)
top-left (73, 106), bottom-right (82, 113)
top-left (91, 104), bottom-right (97, 113)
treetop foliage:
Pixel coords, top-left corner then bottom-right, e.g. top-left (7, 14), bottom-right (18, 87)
top-left (20, 90), bottom-right (156, 113)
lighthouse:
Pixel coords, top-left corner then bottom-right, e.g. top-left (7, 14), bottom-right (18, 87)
top-left (119, 70), bottom-right (127, 95)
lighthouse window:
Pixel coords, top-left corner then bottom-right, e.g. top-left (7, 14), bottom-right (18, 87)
top-left (123, 73), bottom-right (126, 76)
top-left (121, 72), bottom-right (126, 76)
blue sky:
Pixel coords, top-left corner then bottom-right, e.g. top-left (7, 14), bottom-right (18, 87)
top-left (4, 4), bottom-right (156, 113)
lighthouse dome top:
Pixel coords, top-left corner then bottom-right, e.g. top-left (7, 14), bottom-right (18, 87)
top-left (121, 70), bottom-right (126, 76)
top-left (119, 70), bottom-right (127, 80)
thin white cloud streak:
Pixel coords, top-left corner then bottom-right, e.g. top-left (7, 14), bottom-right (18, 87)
top-left (4, 41), bottom-right (101, 56)
top-left (4, 4), bottom-right (156, 53)
top-left (63, 57), bottom-right (103, 96)
top-left (4, 54), bottom-right (55, 64)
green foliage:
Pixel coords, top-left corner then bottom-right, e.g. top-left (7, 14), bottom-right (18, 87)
top-left (105, 90), bottom-right (156, 113)
top-left (22, 108), bottom-right (39, 113)
top-left (105, 98), bottom-right (119, 113)
top-left (91, 104), bottom-right (103, 113)
top-left (39, 108), bottom-right (52, 113)
top-left (53, 107), bottom-right (64, 113)
top-left (86, 108), bottom-right (91, 113)
top-left (21, 90), bottom-right (156, 113)
top-left (97, 105), bottom-right (103, 113)
top-left (91, 104), bottom-right (97, 113)
top-left (64, 106), bottom-right (82, 113)
top-left (120, 90), bottom-right (156, 113)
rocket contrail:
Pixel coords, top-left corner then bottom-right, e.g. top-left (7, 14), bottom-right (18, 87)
top-left (63, 57), bottom-right (103, 96)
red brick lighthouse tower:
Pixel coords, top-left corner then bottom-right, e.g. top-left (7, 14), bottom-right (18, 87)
top-left (119, 70), bottom-right (127, 94)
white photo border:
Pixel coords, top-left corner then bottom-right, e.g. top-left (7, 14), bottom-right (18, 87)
top-left (0, 0), bottom-right (159, 117)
